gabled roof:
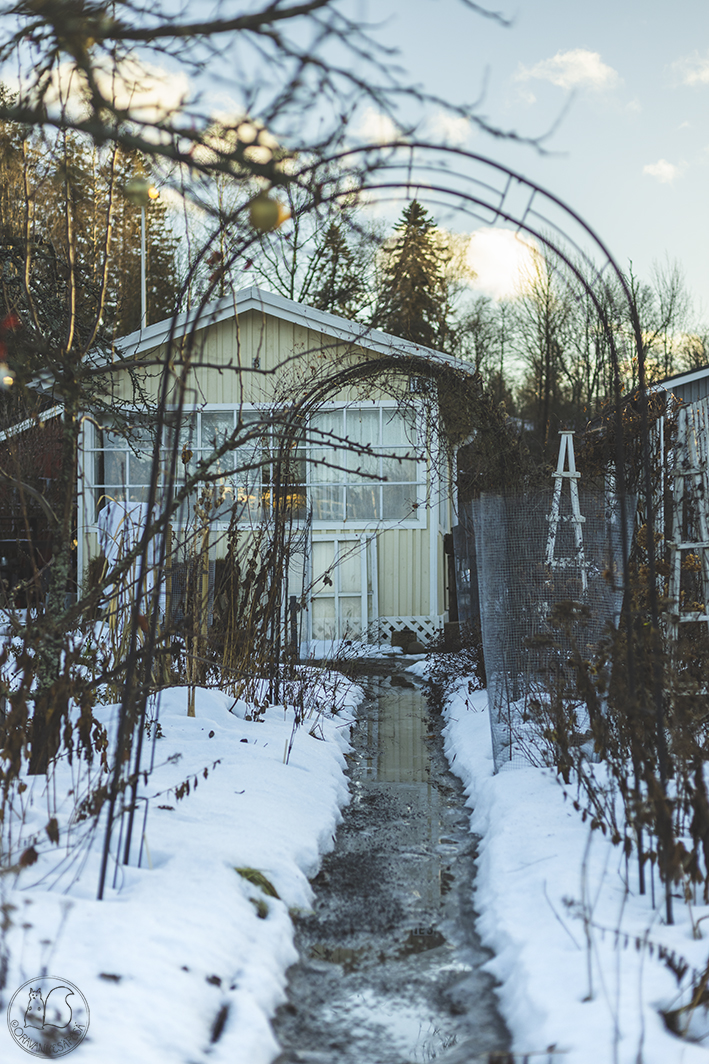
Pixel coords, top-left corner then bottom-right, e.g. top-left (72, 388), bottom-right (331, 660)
top-left (112, 285), bottom-right (473, 375)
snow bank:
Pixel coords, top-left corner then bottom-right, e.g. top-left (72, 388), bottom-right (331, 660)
top-left (443, 680), bottom-right (709, 1064)
top-left (300, 639), bottom-right (427, 662)
top-left (300, 638), bottom-right (404, 660)
top-left (3, 679), bottom-right (362, 1064)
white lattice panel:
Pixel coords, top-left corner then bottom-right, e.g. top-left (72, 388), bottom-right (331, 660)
top-left (372, 615), bottom-right (443, 643)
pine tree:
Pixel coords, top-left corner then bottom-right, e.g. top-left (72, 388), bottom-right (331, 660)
top-left (0, 86), bottom-right (24, 241)
top-left (375, 200), bottom-right (452, 349)
top-left (309, 222), bottom-right (367, 318)
top-left (0, 97), bottom-right (180, 342)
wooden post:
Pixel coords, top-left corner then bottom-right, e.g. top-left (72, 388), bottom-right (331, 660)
top-left (161, 525), bottom-right (173, 687)
top-left (289, 595), bottom-right (298, 660)
top-left (200, 525), bottom-right (210, 653)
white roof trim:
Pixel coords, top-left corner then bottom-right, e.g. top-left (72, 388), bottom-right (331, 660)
top-left (651, 364), bottom-right (709, 392)
top-left (111, 286), bottom-right (473, 374)
top-left (0, 403), bottom-right (62, 442)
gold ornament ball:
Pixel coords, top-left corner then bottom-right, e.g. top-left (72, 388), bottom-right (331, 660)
top-left (124, 177), bottom-right (159, 206)
top-left (249, 193), bottom-right (289, 232)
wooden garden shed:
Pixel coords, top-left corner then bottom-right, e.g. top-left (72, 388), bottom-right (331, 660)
top-left (77, 286), bottom-right (472, 646)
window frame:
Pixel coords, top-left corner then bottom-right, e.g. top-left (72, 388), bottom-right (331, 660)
top-left (305, 400), bottom-right (427, 529)
top-left (87, 400), bottom-right (428, 530)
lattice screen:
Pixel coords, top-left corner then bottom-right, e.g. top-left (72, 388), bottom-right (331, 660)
top-left (473, 488), bottom-right (633, 771)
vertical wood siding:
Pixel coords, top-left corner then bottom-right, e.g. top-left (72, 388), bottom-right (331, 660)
top-left (89, 310), bottom-right (443, 619)
top-left (376, 526), bottom-right (430, 617)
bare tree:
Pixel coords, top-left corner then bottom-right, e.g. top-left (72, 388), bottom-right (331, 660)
top-left (512, 249), bottom-right (575, 457)
top-left (0, 0), bottom-right (536, 896)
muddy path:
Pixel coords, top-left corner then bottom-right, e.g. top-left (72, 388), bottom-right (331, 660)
top-left (272, 668), bottom-right (511, 1064)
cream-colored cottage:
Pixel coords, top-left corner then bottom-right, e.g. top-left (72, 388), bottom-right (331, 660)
top-left (77, 287), bottom-right (470, 646)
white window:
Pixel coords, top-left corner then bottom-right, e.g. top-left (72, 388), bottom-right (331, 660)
top-left (94, 425), bottom-right (155, 507)
top-left (89, 409), bottom-right (302, 526)
top-left (310, 536), bottom-right (377, 640)
top-left (89, 402), bottom-right (423, 528)
top-left (307, 404), bottom-right (425, 526)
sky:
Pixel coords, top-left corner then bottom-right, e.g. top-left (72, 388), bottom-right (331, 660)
top-left (348, 0), bottom-right (709, 312)
top-left (3, 0), bottom-right (704, 314)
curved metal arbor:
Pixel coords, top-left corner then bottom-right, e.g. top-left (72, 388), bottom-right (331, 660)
top-left (312, 145), bottom-right (659, 666)
top-left (302, 142), bottom-right (668, 911)
top-left (100, 142), bottom-right (670, 916)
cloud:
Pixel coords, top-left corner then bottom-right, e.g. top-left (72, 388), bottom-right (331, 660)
top-left (465, 228), bottom-right (540, 301)
top-left (25, 57), bottom-right (189, 127)
top-left (643, 159), bottom-right (684, 184)
top-left (672, 51), bottom-right (709, 86)
top-left (351, 107), bottom-right (400, 145)
top-left (421, 110), bottom-right (472, 147)
top-left (516, 49), bottom-right (622, 93)
top-left (96, 59), bottom-right (189, 122)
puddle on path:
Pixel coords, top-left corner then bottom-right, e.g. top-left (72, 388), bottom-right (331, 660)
top-left (273, 672), bottom-right (510, 1064)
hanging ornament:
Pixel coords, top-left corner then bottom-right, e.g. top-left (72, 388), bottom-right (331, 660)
top-left (249, 192), bottom-right (290, 232)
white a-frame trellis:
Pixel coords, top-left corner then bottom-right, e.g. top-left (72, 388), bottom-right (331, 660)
top-left (666, 399), bottom-right (709, 643)
top-left (545, 430), bottom-right (588, 595)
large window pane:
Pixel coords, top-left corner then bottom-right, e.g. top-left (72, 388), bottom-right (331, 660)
top-left (339, 597), bottom-right (362, 638)
top-left (347, 485), bottom-right (379, 521)
top-left (128, 450), bottom-right (154, 485)
top-left (338, 551), bottom-right (361, 594)
top-left (232, 415), bottom-right (265, 511)
top-left (345, 409), bottom-right (380, 482)
top-left (311, 486), bottom-right (344, 522)
top-left (346, 448), bottom-right (379, 482)
top-left (104, 451), bottom-right (126, 486)
top-left (310, 408), bottom-right (344, 443)
top-left (310, 447), bottom-right (343, 483)
top-left (382, 483), bottom-right (418, 520)
top-left (381, 455), bottom-right (418, 483)
top-left (382, 407), bottom-right (417, 447)
top-left (312, 539), bottom-right (335, 575)
top-left (346, 408), bottom-right (379, 446)
top-left (232, 439), bottom-right (261, 479)
top-left (176, 417), bottom-right (197, 451)
top-left (312, 597), bottom-right (337, 640)
top-left (201, 411), bottom-right (235, 449)
top-left (211, 482), bottom-right (235, 521)
top-left (234, 477), bottom-right (262, 522)
top-left (104, 429), bottom-right (128, 448)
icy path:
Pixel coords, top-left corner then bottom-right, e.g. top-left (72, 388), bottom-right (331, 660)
top-left (272, 671), bottom-right (510, 1063)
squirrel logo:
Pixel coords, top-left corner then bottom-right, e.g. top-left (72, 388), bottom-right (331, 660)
top-left (7, 975), bottom-right (89, 1056)
top-left (23, 985), bottom-right (74, 1030)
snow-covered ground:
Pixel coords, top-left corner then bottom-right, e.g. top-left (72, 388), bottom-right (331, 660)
top-left (436, 674), bottom-right (709, 1064)
top-left (3, 677), bottom-right (362, 1063)
top-left (299, 638), bottom-right (426, 661)
top-left (6, 658), bottom-right (709, 1064)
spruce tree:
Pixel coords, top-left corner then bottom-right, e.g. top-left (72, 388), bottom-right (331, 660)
top-left (309, 222), bottom-right (367, 319)
top-left (0, 97), bottom-right (180, 341)
top-left (375, 200), bottom-right (452, 349)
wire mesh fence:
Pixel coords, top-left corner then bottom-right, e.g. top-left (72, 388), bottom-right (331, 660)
top-left (472, 487), bottom-right (634, 771)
